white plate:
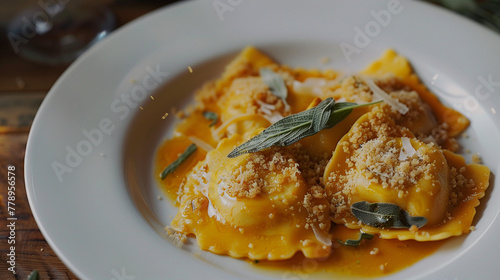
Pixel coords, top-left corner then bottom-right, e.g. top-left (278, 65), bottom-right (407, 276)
top-left (25, 0), bottom-right (500, 279)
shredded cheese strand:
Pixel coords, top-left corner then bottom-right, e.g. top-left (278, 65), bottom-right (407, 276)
top-left (362, 76), bottom-right (409, 114)
top-left (188, 136), bottom-right (214, 153)
top-left (399, 137), bottom-right (417, 161)
top-left (312, 225), bottom-right (332, 246)
top-left (256, 99), bottom-right (285, 124)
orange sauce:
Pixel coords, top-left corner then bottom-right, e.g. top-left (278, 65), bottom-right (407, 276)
top-left (155, 111), bottom-right (217, 202)
top-left (155, 117), bottom-right (446, 278)
top-left (254, 226), bottom-right (444, 278)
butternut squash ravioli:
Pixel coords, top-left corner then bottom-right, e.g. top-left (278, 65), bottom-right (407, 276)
top-left (156, 47), bottom-right (490, 276)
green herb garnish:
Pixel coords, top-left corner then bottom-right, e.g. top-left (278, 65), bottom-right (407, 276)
top-left (227, 97), bottom-right (381, 158)
top-left (259, 68), bottom-right (287, 100)
top-left (203, 111), bottom-right (218, 127)
top-left (160, 144), bottom-right (197, 180)
top-left (338, 232), bottom-right (374, 247)
top-left (351, 201), bottom-right (428, 229)
top-left (28, 270), bottom-right (39, 280)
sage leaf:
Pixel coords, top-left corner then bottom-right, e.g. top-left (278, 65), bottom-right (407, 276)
top-left (160, 144), bottom-right (197, 180)
top-left (260, 68), bottom-right (287, 100)
top-left (227, 98), bottom-right (381, 158)
top-left (325, 102), bottom-right (359, 128)
top-left (28, 270), bottom-right (39, 280)
top-left (351, 201), bottom-right (428, 229)
top-left (337, 232), bottom-right (374, 247)
top-left (203, 111), bottom-right (218, 127)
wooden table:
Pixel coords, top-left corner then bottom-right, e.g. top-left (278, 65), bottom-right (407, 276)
top-left (0, 1), bottom-right (180, 279)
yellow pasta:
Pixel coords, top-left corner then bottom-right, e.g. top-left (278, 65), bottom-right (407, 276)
top-left (324, 110), bottom-right (490, 240)
top-left (156, 46), bottom-right (490, 276)
top-left (171, 132), bottom-right (331, 260)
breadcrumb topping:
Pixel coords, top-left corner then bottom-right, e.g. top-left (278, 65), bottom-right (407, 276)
top-left (165, 226), bottom-right (187, 247)
top-left (449, 166), bottom-right (476, 207)
top-left (472, 153), bottom-right (482, 164)
top-left (349, 137), bottom-right (435, 190)
top-left (218, 147), bottom-right (300, 198)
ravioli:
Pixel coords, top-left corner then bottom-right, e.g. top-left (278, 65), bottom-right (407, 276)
top-left (362, 49), bottom-right (470, 140)
top-left (324, 109), bottom-right (490, 240)
top-left (171, 132), bottom-right (331, 260)
top-left (157, 46), bottom-right (491, 272)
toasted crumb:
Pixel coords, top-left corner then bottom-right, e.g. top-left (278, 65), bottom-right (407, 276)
top-left (301, 239), bottom-right (313, 246)
top-left (409, 225), bottom-right (418, 233)
top-left (449, 166), bottom-right (476, 207)
top-left (472, 153), bottom-right (482, 164)
top-left (165, 226), bottom-right (187, 247)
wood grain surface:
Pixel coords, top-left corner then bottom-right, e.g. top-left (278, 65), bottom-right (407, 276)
top-left (0, 1), bottom-right (180, 279)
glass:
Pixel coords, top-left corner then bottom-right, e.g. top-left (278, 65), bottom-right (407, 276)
top-left (5, 0), bottom-right (115, 65)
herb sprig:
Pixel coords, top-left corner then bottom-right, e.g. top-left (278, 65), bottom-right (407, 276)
top-left (337, 232), bottom-right (374, 247)
top-left (351, 201), bottom-right (428, 229)
top-left (259, 68), bottom-right (287, 100)
top-left (160, 144), bottom-right (197, 180)
top-left (203, 111), bottom-right (218, 127)
top-left (227, 97), bottom-right (381, 158)
top-left (28, 270), bottom-right (39, 280)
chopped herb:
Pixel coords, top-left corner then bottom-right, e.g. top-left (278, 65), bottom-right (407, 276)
top-left (259, 67), bottom-right (287, 100)
top-left (203, 111), bottom-right (218, 127)
top-left (228, 97), bottom-right (381, 158)
top-left (351, 201), bottom-right (428, 229)
top-left (338, 232), bottom-right (374, 247)
top-left (28, 270), bottom-right (39, 280)
top-left (160, 144), bottom-right (197, 180)
top-left (253, 260), bottom-right (260, 264)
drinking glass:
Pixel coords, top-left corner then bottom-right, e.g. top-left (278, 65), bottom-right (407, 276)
top-left (5, 0), bottom-right (115, 65)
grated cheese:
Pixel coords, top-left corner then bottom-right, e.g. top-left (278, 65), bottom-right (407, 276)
top-left (362, 76), bottom-right (409, 114)
top-left (312, 224), bottom-right (332, 246)
top-left (256, 99), bottom-right (284, 123)
top-left (293, 78), bottom-right (327, 96)
top-left (399, 137), bottom-right (416, 161)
